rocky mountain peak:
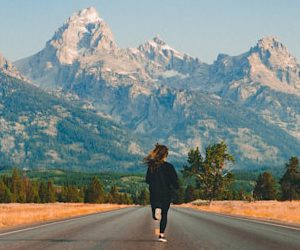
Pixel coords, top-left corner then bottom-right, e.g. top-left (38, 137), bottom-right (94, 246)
top-left (250, 36), bottom-right (298, 69)
top-left (48, 7), bottom-right (116, 64)
top-left (152, 35), bottom-right (166, 46)
top-left (0, 53), bottom-right (27, 81)
top-left (257, 36), bottom-right (283, 50)
top-left (137, 35), bottom-right (187, 68)
top-left (71, 7), bottom-right (101, 23)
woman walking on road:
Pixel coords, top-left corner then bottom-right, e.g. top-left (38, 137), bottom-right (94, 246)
top-left (144, 144), bottom-right (179, 242)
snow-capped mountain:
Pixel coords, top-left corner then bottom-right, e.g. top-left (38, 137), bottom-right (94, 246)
top-left (14, 7), bottom-right (300, 169)
top-left (50, 6), bottom-right (117, 65)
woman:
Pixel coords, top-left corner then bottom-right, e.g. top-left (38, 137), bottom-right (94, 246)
top-left (144, 143), bottom-right (179, 242)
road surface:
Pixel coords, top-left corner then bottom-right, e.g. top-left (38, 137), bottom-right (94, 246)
top-left (0, 206), bottom-right (299, 250)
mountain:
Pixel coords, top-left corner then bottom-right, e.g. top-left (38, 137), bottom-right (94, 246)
top-left (14, 7), bottom-right (300, 170)
top-left (198, 37), bottom-right (300, 141)
top-left (0, 54), bottom-right (143, 171)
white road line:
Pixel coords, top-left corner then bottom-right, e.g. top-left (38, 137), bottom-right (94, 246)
top-left (214, 213), bottom-right (300, 231)
top-left (0, 207), bottom-right (128, 237)
top-left (0, 215), bottom-right (89, 237)
top-left (183, 207), bottom-right (300, 231)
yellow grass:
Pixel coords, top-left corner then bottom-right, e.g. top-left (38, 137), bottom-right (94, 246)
top-left (181, 200), bottom-right (300, 225)
top-left (0, 203), bottom-right (131, 228)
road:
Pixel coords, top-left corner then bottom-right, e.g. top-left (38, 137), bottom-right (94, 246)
top-left (0, 206), bottom-right (299, 250)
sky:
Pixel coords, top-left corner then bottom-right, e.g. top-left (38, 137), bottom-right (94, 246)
top-left (0, 0), bottom-right (299, 64)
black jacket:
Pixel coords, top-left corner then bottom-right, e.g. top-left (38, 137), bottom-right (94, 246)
top-left (146, 162), bottom-right (179, 203)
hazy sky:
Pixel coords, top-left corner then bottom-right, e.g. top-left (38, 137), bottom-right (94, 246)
top-left (0, 0), bottom-right (299, 63)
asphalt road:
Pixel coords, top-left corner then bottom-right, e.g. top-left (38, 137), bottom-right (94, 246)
top-left (0, 206), bottom-right (299, 250)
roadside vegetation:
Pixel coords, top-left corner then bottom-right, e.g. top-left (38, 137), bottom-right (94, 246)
top-left (181, 142), bottom-right (300, 202)
top-left (0, 142), bottom-right (299, 206)
top-left (0, 203), bottom-right (129, 228)
top-left (181, 201), bottom-right (300, 224)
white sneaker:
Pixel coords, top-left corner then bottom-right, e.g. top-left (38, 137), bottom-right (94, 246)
top-left (158, 234), bottom-right (167, 242)
top-left (155, 208), bottom-right (161, 220)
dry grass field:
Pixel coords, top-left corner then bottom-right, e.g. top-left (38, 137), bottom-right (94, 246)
top-left (0, 203), bottom-right (131, 228)
top-left (181, 200), bottom-right (300, 225)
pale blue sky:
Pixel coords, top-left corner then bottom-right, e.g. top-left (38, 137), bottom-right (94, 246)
top-left (0, 0), bottom-right (299, 63)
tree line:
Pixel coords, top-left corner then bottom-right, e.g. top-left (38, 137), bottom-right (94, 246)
top-left (253, 156), bottom-right (300, 200)
top-left (1, 142), bottom-right (299, 204)
top-left (0, 168), bottom-right (149, 204)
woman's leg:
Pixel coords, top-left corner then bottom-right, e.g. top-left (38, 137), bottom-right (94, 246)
top-left (159, 201), bottom-right (171, 234)
top-left (151, 201), bottom-right (161, 220)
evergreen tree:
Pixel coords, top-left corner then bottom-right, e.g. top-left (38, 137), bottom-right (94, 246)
top-left (17, 177), bottom-right (27, 203)
top-left (78, 187), bottom-right (85, 202)
top-left (26, 181), bottom-right (40, 203)
top-left (184, 185), bottom-right (197, 203)
top-left (108, 185), bottom-right (119, 203)
top-left (60, 184), bottom-right (83, 202)
top-left (105, 193), bottom-right (114, 203)
top-left (219, 172), bottom-right (235, 200)
top-left (122, 193), bottom-right (133, 204)
top-left (9, 168), bottom-right (26, 202)
top-left (10, 168), bottom-right (20, 202)
top-left (138, 188), bottom-right (150, 205)
top-left (11, 168), bottom-right (19, 195)
top-left (46, 180), bottom-right (56, 202)
top-left (172, 181), bottom-right (184, 204)
top-left (182, 147), bottom-right (203, 178)
top-left (253, 172), bottom-right (278, 200)
top-left (85, 176), bottom-right (105, 203)
top-left (280, 157), bottom-right (300, 201)
top-left (39, 182), bottom-right (48, 203)
top-left (182, 142), bottom-right (234, 202)
top-left (0, 179), bottom-right (12, 203)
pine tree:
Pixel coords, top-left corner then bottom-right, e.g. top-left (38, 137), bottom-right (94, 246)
top-left (46, 180), bottom-right (56, 203)
top-left (253, 172), bottom-right (278, 200)
top-left (173, 180), bottom-right (184, 204)
top-left (0, 179), bottom-right (12, 203)
top-left (85, 176), bottom-right (105, 203)
top-left (27, 181), bottom-right (40, 203)
top-left (184, 185), bottom-right (197, 203)
top-left (61, 184), bottom-right (83, 202)
top-left (17, 177), bottom-right (27, 203)
top-left (182, 147), bottom-right (203, 178)
top-left (123, 193), bottom-right (133, 204)
top-left (138, 188), bottom-right (150, 205)
top-left (109, 185), bottom-right (119, 203)
top-left (9, 168), bottom-right (26, 202)
top-left (280, 157), bottom-right (300, 201)
top-left (39, 182), bottom-right (48, 203)
top-left (10, 168), bottom-right (20, 202)
top-left (182, 142), bottom-right (234, 202)
top-left (11, 168), bottom-right (19, 195)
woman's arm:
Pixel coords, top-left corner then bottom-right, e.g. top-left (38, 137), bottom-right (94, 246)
top-left (168, 164), bottom-right (179, 189)
top-left (146, 167), bottom-right (151, 184)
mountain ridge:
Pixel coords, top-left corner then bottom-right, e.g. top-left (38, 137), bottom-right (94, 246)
top-left (11, 7), bottom-right (300, 170)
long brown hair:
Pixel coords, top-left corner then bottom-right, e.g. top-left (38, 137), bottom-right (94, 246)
top-left (143, 143), bottom-right (169, 172)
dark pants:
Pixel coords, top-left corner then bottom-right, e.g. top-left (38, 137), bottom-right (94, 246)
top-left (151, 200), bottom-right (171, 234)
